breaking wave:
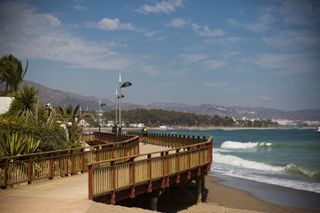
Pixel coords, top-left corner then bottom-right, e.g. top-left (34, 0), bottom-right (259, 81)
top-left (214, 152), bottom-right (320, 180)
top-left (220, 141), bottom-right (273, 150)
top-left (214, 152), bottom-right (283, 172)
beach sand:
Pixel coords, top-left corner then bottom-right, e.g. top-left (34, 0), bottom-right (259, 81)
top-left (87, 174), bottom-right (319, 213)
top-left (180, 176), bottom-right (319, 213)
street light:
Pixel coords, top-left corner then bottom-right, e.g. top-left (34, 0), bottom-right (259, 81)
top-left (117, 74), bottom-right (132, 136)
top-left (97, 99), bottom-right (106, 133)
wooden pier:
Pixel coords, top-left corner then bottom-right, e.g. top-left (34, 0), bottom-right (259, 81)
top-left (0, 132), bottom-right (213, 211)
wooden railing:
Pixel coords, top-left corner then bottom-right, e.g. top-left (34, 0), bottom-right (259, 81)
top-left (0, 133), bottom-right (139, 188)
top-left (127, 131), bottom-right (208, 148)
top-left (82, 132), bottom-right (135, 144)
top-left (88, 135), bottom-right (213, 201)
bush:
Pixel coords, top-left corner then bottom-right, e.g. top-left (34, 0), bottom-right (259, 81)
top-left (0, 117), bottom-right (68, 152)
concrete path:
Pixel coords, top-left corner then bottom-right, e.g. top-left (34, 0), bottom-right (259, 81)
top-left (0, 143), bottom-right (170, 213)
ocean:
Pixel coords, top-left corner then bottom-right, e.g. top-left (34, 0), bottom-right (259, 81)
top-left (153, 128), bottom-right (320, 194)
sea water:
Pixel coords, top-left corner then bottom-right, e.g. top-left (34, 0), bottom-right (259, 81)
top-left (153, 128), bottom-right (320, 194)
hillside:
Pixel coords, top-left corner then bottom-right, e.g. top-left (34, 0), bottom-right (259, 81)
top-left (2, 81), bottom-right (319, 121)
top-left (22, 81), bottom-right (114, 110)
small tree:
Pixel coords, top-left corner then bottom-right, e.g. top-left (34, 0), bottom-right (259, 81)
top-left (0, 54), bottom-right (28, 94)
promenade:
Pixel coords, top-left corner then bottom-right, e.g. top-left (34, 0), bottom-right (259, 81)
top-left (0, 143), bottom-right (169, 213)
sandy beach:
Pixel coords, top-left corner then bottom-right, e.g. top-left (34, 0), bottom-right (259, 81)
top-left (87, 174), bottom-right (319, 213)
top-left (187, 175), bottom-right (319, 213)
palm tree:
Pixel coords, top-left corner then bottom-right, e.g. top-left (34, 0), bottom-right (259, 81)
top-left (10, 86), bottom-right (38, 121)
top-left (0, 54), bottom-right (28, 94)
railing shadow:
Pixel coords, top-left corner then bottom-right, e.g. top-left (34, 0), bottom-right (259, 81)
top-left (116, 180), bottom-right (209, 213)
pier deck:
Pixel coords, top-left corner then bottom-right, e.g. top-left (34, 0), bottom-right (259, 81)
top-left (0, 143), bottom-right (170, 213)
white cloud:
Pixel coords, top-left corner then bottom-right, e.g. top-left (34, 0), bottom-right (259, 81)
top-left (191, 23), bottom-right (225, 37)
top-left (88, 18), bottom-right (158, 38)
top-left (0, 1), bottom-right (159, 75)
top-left (203, 59), bottom-right (226, 70)
top-left (92, 18), bottom-right (135, 31)
top-left (43, 14), bottom-right (61, 27)
top-left (180, 53), bottom-right (209, 63)
top-left (206, 36), bottom-right (245, 45)
top-left (254, 53), bottom-right (319, 73)
top-left (167, 17), bottom-right (188, 28)
top-left (259, 96), bottom-right (272, 102)
top-left (203, 82), bottom-right (229, 88)
top-left (167, 18), bottom-right (225, 38)
top-left (137, 0), bottom-right (184, 14)
top-left (74, 4), bottom-right (87, 12)
top-left (280, 0), bottom-right (320, 26)
top-left (262, 30), bottom-right (320, 48)
top-left (228, 9), bottom-right (275, 33)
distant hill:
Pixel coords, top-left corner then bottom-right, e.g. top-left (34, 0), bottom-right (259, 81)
top-left (146, 102), bottom-right (320, 121)
top-left (22, 81), bottom-right (114, 110)
top-left (2, 81), bottom-right (319, 121)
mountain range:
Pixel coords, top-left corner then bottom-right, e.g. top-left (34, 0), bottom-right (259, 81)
top-left (2, 81), bottom-right (319, 121)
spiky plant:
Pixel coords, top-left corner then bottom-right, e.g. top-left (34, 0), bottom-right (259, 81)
top-left (10, 86), bottom-right (38, 121)
top-left (0, 132), bottom-right (40, 157)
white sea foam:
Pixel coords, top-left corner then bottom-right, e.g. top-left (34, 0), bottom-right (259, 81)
top-left (220, 141), bottom-right (273, 149)
top-left (211, 150), bottom-right (320, 193)
top-left (214, 152), bottom-right (283, 172)
top-left (212, 170), bottom-right (320, 193)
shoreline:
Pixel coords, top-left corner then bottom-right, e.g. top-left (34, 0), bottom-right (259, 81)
top-left (178, 175), bottom-right (320, 213)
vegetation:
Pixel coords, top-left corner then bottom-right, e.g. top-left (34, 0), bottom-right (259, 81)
top-left (9, 86), bottom-right (39, 121)
top-left (0, 132), bottom-right (39, 157)
top-left (0, 54), bottom-right (83, 157)
top-left (101, 109), bottom-right (278, 128)
top-left (0, 54), bottom-right (28, 95)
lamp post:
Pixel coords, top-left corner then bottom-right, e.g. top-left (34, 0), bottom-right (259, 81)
top-left (97, 99), bottom-right (106, 133)
top-left (117, 74), bottom-right (132, 136)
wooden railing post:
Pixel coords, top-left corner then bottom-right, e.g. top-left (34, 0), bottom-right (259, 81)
top-left (49, 153), bottom-right (53, 180)
top-left (2, 159), bottom-right (9, 189)
top-left (187, 147), bottom-right (191, 179)
top-left (147, 154), bottom-right (152, 193)
top-left (71, 150), bottom-right (75, 175)
top-left (81, 148), bottom-right (85, 173)
top-left (176, 149), bottom-right (180, 184)
top-left (129, 157), bottom-right (136, 198)
top-left (88, 164), bottom-right (93, 200)
top-left (110, 161), bottom-right (116, 204)
top-left (28, 156), bottom-right (32, 184)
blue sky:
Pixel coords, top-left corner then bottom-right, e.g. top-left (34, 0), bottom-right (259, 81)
top-left (0, 0), bottom-right (319, 110)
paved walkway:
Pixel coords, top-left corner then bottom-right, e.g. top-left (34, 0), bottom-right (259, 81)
top-left (0, 143), bottom-right (170, 213)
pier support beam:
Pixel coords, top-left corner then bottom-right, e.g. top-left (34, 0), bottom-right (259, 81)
top-left (196, 176), bottom-right (204, 204)
top-left (150, 196), bottom-right (158, 211)
top-left (150, 191), bottom-right (161, 211)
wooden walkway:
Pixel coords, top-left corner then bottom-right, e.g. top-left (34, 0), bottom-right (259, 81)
top-left (0, 143), bottom-right (170, 213)
top-left (0, 132), bottom-right (213, 212)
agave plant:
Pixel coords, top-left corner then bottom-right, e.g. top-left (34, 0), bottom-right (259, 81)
top-left (9, 86), bottom-right (38, 121)
top-left (0, 132), bottom-right (40, 157)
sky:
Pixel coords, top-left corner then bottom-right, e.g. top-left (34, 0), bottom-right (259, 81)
top-left (0, 0), bottom-right (320, 111)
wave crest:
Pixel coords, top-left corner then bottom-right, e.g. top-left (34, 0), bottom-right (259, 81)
top-left (214, 152), bottom-right (283, 171)
top-left (284, 164), bottom-right (320, 180)
top-left (214, 151), bottom-right (320, 181)
top-left (220, 141), bottom-right (273, 149)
